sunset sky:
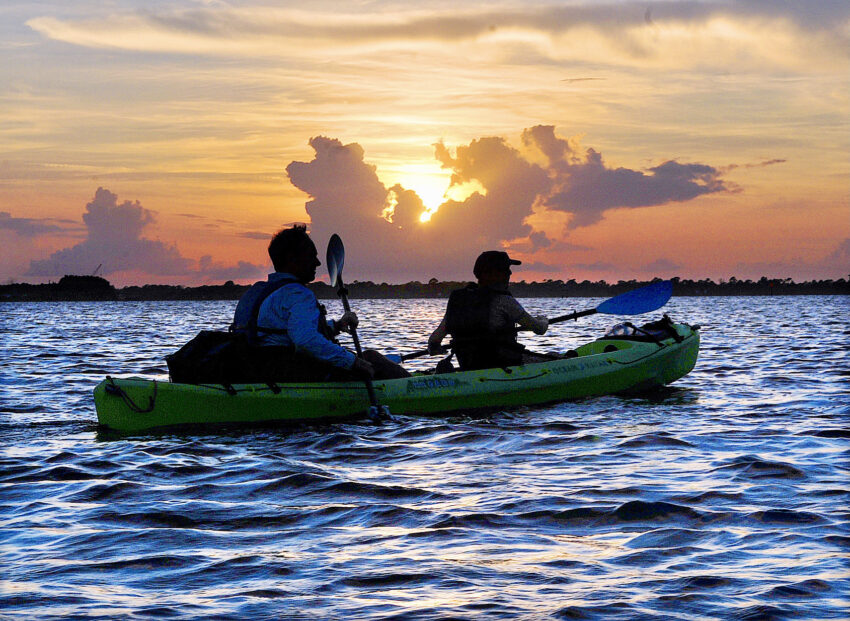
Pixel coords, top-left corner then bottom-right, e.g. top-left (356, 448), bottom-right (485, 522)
top-left (1, 0), bottom-right (848, 286)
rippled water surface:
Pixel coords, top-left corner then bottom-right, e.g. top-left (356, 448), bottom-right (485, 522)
top-left (2, 296), bottom-right (848, 620)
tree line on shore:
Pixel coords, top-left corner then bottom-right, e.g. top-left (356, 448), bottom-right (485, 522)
top-left (1, 274), bottom-right (847, 302)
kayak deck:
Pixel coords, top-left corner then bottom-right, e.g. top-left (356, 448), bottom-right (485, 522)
top-left (94, 323), bottom-right (700, 433)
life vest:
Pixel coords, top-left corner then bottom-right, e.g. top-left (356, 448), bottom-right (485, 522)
top-left (445, 284), bottom-right (524, 370)
top-left (230, 277), bottom-right (335, 344)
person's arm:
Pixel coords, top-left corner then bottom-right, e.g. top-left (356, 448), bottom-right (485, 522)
top-left (428, 314), bottom-right (449, 354)
top-left (503, 297), bottom-right (548, 335)
top-left (517, 311), bottom-right (548, 335)
top-left (286, 288), bottom-right (357, 369)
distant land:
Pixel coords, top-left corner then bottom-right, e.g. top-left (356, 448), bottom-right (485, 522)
top-left (1, 274), bottom-right (847, 302)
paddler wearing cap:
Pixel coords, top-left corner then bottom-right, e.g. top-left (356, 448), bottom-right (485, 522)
top-left (427, 250), bottom-right (550, 371)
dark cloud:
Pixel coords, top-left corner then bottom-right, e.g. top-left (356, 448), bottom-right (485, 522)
top-left (286, 128), bottom-right (727, 280)
top-left (550, 239), bottom-right (593, 252)
top-left (722, 159), bottom-right (786, 173)
top-left (198, 255), bottom-right (269, 281)
top-left (0, 212), bottom-right (77, 237)
top-left (239, 231), bottom-right (273, 240)
top-left (824, 238), bottom-right (850, 265)
top-left (641, 258), bottom-right (683, 273)
top-left (522, 125), bottom-right (727, 227)
top-left (25, 187), bottom-right (267, 282)
top-left (529, 231), bottom-right (552, 250)
top-left (572, 261), bottom-right (616, 272)
top-left (516, 261), bottom-right (562, 273)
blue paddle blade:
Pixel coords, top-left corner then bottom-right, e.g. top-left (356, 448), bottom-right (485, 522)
top-left (326, 233), bottom-right (344, 287)
top-left (597, 280), bottom-right (673, 315)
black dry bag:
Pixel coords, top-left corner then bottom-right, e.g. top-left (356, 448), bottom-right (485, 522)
top-left (165, 330), bottom-right (260, 384)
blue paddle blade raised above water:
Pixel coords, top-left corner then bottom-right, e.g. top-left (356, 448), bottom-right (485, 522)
top-left (326, 233), bottom-right (344, 288)
top-left (597, 280), bottom-right (673, 315)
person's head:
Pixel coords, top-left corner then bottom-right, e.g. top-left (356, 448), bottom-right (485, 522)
top-left (268, 225), bottom-right (319, 283)
top-left (473, 250), bottom-right (521, 288)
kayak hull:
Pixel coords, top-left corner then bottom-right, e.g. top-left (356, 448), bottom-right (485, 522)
top-left (94, 323), bottom-right (700, 433)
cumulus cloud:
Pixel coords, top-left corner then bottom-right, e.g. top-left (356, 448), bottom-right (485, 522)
top-left (285, 128), bottom-right (727, 280)
top-left (522, 125), bottom-right (727, 227)
top-left (26, 187), bottom-right (267, 282)
top-left (286, 134), bottom-right (552, 281)
top-left (27, 188), bottom-right (192, 277)
top-left (286, 137), bottom-right (483, 281)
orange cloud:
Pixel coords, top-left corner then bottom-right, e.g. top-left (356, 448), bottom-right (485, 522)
top-left (285, 127), bottom-right (731, 281)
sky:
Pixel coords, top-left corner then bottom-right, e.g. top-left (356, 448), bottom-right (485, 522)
top-left (1, 0), bottom-right (848, 286)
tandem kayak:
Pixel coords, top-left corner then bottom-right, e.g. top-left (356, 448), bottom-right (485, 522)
top-left (94, 321), bottom-right (699, 433)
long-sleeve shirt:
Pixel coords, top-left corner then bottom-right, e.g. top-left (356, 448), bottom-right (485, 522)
top-left (256, 272), bottom-right (356, 369)
top-left (429, 286), bottom-right (548, 346)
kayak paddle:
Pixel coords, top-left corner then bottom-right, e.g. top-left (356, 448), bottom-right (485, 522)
top-left (326, 234), bottom-right (392, 422)
top-left (388, 280), bottom-right (674, 363)
top-left (549, 279), bottom-right (673, 323)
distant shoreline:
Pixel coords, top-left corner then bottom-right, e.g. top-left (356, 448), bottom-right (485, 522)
top-left (1, 274), bottom-right (847, 302)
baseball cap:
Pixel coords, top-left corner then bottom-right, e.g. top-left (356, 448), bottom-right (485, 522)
top-left (473, 250), bottom-right (522, 278)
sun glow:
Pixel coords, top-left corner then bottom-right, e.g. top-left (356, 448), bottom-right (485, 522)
top-left (383, 164), bottom-right (487, 224)
top-left (392, 167), bottom-right (450, 222)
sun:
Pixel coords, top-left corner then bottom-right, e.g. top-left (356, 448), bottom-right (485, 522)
top-left (385, 163), bottom-right (485, 223)
top-left (391, 165), bottom-right (451, 222)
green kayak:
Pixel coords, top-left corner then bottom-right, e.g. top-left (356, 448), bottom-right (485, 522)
top-left (94, 322), bottom-right (699, 433)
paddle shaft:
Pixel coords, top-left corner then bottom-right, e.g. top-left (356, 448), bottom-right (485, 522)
top-left (335, 275), bottom-right (380, 408)
top-left (548, 308), bottom-right (598, 324)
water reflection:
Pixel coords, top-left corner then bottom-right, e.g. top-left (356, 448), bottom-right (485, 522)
top-left (1, 296), bottom-right (848, 619)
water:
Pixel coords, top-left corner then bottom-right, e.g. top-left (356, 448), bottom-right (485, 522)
top-left (1, 296), bottom-right (848, 620)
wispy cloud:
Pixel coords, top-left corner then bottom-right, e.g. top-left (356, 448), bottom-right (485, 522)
top-left (572, 261), bottom-right (616, 272)
top-left (640, 258), bottom-right (682, 273)
top-left (0, 211), bottom-right (80, 237)
top-left (26, 3), bottom-right (849, 71)
top-left (733, 238), bottom-right (850, 280)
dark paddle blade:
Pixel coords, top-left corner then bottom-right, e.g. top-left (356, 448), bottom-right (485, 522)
top-left (326, 233), bottom-right (344, 287)
top-left (596, 280), bottom-right (673, 315)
